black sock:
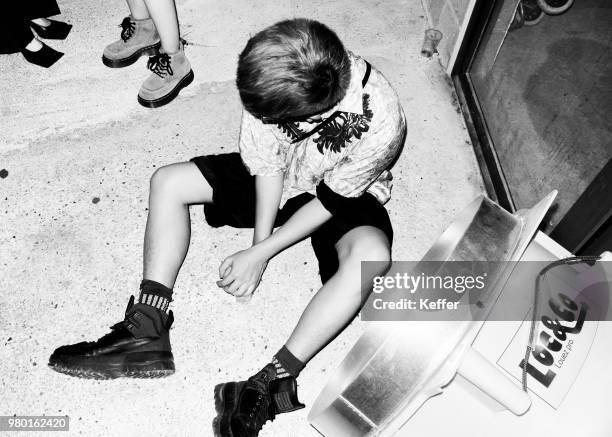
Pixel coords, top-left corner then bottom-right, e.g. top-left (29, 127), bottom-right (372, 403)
top-left (138, 279), bottom-right (173, 313)
top-left (270, 345), bottom-right (305, 379)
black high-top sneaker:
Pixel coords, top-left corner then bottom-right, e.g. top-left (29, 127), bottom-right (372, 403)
top-left (48, 296), bottom-right (174, 379)
top-left (213, 364), bottom-right (305, 437)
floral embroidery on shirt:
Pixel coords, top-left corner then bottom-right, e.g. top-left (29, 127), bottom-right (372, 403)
top-left (314, 94), bottom-right (373, 154)
top-left (277, 122), bottom-right (304, 141)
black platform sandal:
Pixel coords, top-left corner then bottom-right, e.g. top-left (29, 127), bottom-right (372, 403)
top-left (21, 42), bottom-right (64, 68)
top-left (30, 19), bottom-right (72, 40)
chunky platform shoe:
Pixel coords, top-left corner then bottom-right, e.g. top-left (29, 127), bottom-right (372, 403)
top-left (102, 16), bottom-right (161, 68)
top-left (213, 364), bottom-right (305, 437)
top-left (48, 296), bottom-right (174, 379)
top-left (137, 42), bottom-right (194, 108)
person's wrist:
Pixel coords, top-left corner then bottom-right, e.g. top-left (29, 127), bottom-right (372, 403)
top-left (252, 229), bottom-right (272, 246)
top-left (249, 241), bottom-right (272, 263)
top-left (252, 237), bottom-right (265, 246)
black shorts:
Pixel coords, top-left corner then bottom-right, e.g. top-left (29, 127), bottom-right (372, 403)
top-left (190, 153), bottom-right (393, 283)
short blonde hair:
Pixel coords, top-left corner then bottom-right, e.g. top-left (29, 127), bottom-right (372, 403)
top-left (237, 18), bottom-right (351, 120)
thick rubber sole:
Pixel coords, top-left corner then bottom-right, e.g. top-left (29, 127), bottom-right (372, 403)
top-left (213, 382), bottom-right (241, 437)
top-left (48, 351), bottom-right (175, 380)
top-left (102, 41), bottom-right (161, 68)
top-left (137, 69), bottom-right (194, 109)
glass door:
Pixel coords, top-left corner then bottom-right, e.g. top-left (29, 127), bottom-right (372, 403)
top-left (454, 0), bottom-right (612, 252)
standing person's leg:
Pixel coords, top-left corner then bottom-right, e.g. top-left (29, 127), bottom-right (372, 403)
top-left (142, 0), bottom-right (180, 54)
top-left (125, 0), bottom-right (183, 52)
top-left (102, 0), bottom-right (161, 68)
top-left (137, 0), bottom-right (193, 108)
top-left (126, 0), bottom-right (150, 20)
top-left (102, 0), bottom-right (192, 107)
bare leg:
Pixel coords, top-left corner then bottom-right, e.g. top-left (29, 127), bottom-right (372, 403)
top-left (126, 0), bottom-right (150, 20)
top-left (143, 162), bottom-right (213, 288)
top-left (285, 226), bottom-right (391, 363)
top-left (142, 0), bottom-right (180, 53)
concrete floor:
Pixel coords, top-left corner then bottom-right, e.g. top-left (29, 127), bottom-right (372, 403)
top-left (0, 0), bottom-right (483, 436)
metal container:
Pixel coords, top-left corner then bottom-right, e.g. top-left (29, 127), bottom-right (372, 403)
top-left (308, 192), bottom-right (557, 437)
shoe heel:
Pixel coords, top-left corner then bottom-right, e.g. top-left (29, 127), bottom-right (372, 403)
top-left (212, 383), bottom-right (234, 437)
top-left (214, 384), bottom-right (225, 414)
top-left (181, 69), bottom-right (195, 89)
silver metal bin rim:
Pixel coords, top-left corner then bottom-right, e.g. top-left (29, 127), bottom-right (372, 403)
top-left (308, 191), bottom-right (558, 437)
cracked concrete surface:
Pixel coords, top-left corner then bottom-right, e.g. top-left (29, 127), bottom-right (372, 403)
top-left (0, 0), bottom-right (484, 435)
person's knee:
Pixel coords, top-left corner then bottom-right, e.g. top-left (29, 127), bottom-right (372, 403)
top-left (361, 241), bottom-right (391, 274)
top-left (338, 228), bottom-right (391, 272)
top-left (149, 162), bottom-right (213, 205)
top-left (149, 165), bottom-right (182, 200)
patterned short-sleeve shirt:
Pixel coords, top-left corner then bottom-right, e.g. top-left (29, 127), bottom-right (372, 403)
top-left (239, 52), bottom-right (406, 205)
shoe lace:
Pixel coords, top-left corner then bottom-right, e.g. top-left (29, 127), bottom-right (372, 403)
top-left (245, 372), bottom-right (275, 430)
top-left (119, 17), bottom-right (135, 42)
top-left (147, 53), bottom-right (174, 78)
